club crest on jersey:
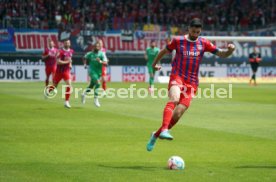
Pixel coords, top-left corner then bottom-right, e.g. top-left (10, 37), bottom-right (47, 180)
top-left (197, 45), bottom-right (203, 50)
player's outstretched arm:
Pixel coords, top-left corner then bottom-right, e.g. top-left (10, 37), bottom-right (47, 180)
top-left (152, 48), bottom-right (170, 70)
top-left (216, 44), bottom-right (235, 58)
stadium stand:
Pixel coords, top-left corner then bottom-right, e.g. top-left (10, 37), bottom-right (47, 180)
top-left (1, 0), bottom-right (275, 34)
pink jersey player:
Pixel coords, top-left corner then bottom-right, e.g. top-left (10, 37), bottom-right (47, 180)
top-left (42, 40), bottom-right (58, 86)
top-left (99, 40), bottom-right (108, 91)
top-left (49, 40), bottom-right (74, 108)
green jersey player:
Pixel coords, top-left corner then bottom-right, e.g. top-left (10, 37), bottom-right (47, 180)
top-left (145, 40), bottom-right (160, 93)
top-left (82, 41), bottom-right (107, 107)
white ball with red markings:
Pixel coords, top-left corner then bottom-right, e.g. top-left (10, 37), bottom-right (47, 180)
top-left (167, 156), bottom-right (185, 170)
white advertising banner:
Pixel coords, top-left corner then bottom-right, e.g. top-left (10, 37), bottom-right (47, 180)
top-left (0, 65), bottom-right (275, 82)
top-left (0, 65), bottom-right (46, 81)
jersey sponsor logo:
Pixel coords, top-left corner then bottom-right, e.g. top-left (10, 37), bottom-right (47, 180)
top-left (227, 67), bottom-right (250, 77)
top-left (122, 66), bottom-right (145, 82)
top-left (183, 51), bottom-right (201, 57)
top-left (261, 67), bottom-right (276, 77)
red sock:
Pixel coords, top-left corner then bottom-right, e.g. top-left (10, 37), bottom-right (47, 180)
top-left (154, 102), bottom-right (176, 137)
top-left (102, 81), bottom-right (106, 90)
top-left (65, 86), bottom-right (71, 101)
top-left (45, 79), bottom-right (49, 86)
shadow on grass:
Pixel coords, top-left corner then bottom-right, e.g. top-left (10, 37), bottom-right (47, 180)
top-left (236, 165), bottom-right (276, 169)
top-left (98, 164), bottom-right (163, 171)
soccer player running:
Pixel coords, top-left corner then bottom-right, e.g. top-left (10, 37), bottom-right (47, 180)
top-left (146, 18), bottom-right (235, 151)
top-left (48, 39), bottom-right (74, 108)
top-left (82, 41), bottom-right (107, 107)
top-left (99, 40), bottom-right (109, 95)
top-left (249, 46), bottom-right (262, 86)
top-left (145, 40), bottom-right (160, 93)
top-left (42, 39), bottom-right (58, 86)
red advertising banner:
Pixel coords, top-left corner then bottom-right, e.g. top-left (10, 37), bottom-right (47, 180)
top-left (14, 30), bottom-right (58, 52)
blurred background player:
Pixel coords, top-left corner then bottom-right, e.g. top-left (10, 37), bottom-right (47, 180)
top-left (249, 46), bottom-right (262, 86)
top-left (48, 39), bottom-right (74, 108)
top-left (82, 41), bottom-right (107, 107)
top-left (145, 40), bottom-right (160, 93)
top-left (146, 18), bottom-right (236, 152)
top-left (42, 39), bottom-right (58, 87)
top-left (99, 39), bottom-right (108, 95)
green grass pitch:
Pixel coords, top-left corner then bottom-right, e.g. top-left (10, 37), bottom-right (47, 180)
top-left (0, 82), bottom-right (275, 182)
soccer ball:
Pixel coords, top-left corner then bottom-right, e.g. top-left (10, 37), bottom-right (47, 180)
top-left (167, 156), bottom-right (185, 170)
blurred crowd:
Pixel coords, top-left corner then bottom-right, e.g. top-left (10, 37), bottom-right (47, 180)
top-left (0, 0), bottom-right (275, 34)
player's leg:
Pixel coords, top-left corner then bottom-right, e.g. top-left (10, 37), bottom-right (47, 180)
top-left (82, 77), bottom-right (93, 104)
top-left (93, 75), bottom-right (101, 107)
top-left (168, 104), bottom-right (188, 129)
top-left (45, 67), bottom-right (51, 86)
top-left (250, 63), bottom-right (257, 85)
top-left (252, 71), bottom-right (256, 85)
top-left (148, 65), bottom-right (154, 92)
top-left (249, 63), bottom-right (253, 85)
top-left (102, 66), bottom-right (107, 91)
top-left (82, 73), bottom-right (98, 104)
top-left (154, 85), bottom-right (180, 139)
top-left (168, 85), bottom-right (195, 129)
top-left (85, 76), bottom-right (95, 94)
top-left (146, 85), bottom-right (180, 151)
top-left (253, 63), bottom-right (259, 85)
top-left (48, 73), bottom-right (61, 93)
top-left (146, 76), bottom-right (182, 151)
top-left (51, 66), bottom-right (57, 85)
top-left (64, 73), bottom-right (72, 108)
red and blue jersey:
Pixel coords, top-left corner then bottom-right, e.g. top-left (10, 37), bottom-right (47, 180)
top-left (56, 48), bottom-right (74, 73)
top-left (166, 35), bottom-right (218, 86)
top-left (43, 47), bottom-right (58, 68)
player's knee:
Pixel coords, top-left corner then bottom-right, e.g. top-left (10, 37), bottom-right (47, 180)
top-left (175, 105), bottom-right (187, 117)
top-left (169, 97), bottom-right (179, 105)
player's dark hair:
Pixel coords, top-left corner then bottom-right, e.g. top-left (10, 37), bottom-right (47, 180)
top-left (150, 39), bottom-right (156, 43)
top-left (189, 18), bottom-right (203, 28)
